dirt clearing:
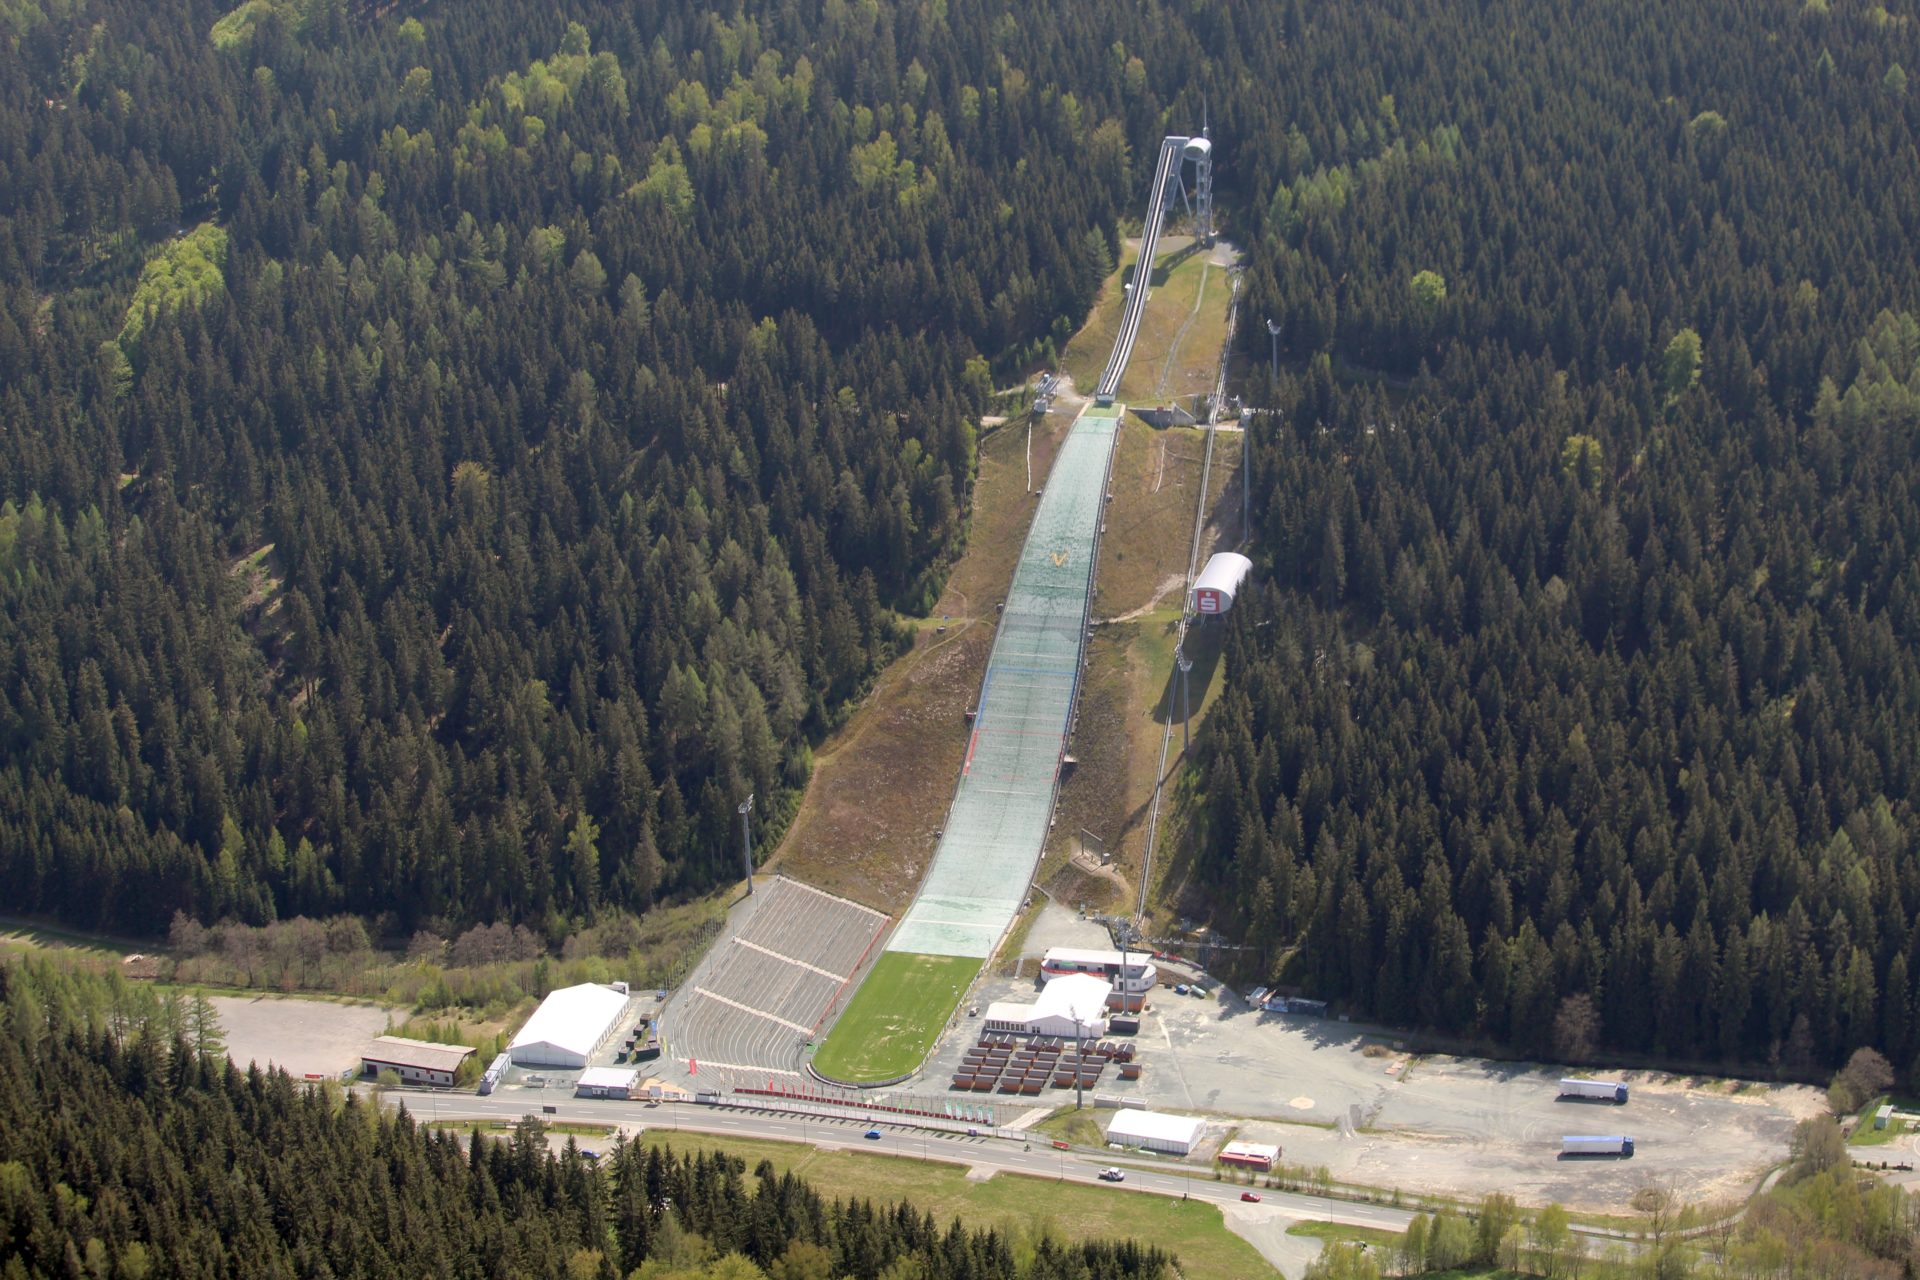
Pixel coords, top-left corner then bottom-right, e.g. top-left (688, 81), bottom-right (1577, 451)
top-left (213, 994), bottom-right (396, 1079)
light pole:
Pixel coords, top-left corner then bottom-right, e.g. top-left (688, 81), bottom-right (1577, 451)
top-left (1176, 644), bottom-right (1193, 755)
top-left (737, 793), bottom-right (755, 894)
top-left (1074, 1021), bottom-right (1086, 1111)
top-left (1265, 317), bottom-right (1281, 385)
top-left (1241, 407), bottom-right (1251, 547)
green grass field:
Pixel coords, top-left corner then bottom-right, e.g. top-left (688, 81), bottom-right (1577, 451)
top-left (1848, 1095), bottom-right (1913, 1146)
top-left (810, 950), bottom-right (979, 1081)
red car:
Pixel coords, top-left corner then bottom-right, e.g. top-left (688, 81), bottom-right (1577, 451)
top-left (1240, 1192), bottom-right (1261, 1203)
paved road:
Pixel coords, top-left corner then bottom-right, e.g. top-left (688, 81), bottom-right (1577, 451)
top-left (384, 1088), bottom-right (1673, 1279)
top-left (394, 1089), bottom-right (1414, 1232)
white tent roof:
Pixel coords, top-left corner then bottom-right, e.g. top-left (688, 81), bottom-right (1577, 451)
top-left (982, 999), bottom-right (1038, 1024)
top-left (577, 1066), bottom-right (639, 1090)
top-left (510, 984), bottom-right (629, 1059)
top-left (983, 974), bottom-right (1111, 1031)
top-left (1108, 1108), bottom-right (1205, 1147)
top-left (1033, 973), bottom-right (1111, 1023)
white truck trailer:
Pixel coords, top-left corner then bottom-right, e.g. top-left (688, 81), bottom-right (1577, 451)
top-left (1562, 1135), bottom-right (1634, 1157)
top-left (1559, 1077), bottom-right (1628, 1103)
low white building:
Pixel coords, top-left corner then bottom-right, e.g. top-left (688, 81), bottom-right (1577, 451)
top-left (509, 984), bottom-right (632, 1069)
top-left (1218, 1140), bottom-right (1280, 1170)
top-left (982, 973), bottom-right (1111, 1039)
top-left (361, 1036), bottom-right (475, 1087)
top-left (575, 1066), bottom-right (639, 1099)
top-left (1108, 1108), bottom-right (1205, 1156)
top-left (1039, 946), bottom-right (1158, 995)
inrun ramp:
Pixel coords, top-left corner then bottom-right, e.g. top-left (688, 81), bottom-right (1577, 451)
top-left (887, 406), bottom-right (1122, 958)
top-left (1095, 136), bottom-right (1185, 401)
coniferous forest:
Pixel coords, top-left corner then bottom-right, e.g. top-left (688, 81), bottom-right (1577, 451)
top-left (0, 0), bottom-right (1239, 935)
top-left (0, 960), bottom-right (1173, 1278)
top-left (2, 0), bottom-right (1918, 1082)
top-left (1195, 0), bottom-right (1920, 1074)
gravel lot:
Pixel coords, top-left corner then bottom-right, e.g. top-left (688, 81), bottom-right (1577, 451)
top-left (919, 906), bottom-right (1821, 1212)
top-left (213, 995), bottom-right (395, 1079)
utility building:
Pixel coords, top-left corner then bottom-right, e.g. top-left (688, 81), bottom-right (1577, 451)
top-left (1039, 947), bottom-right (1158, 995)
top-left (575, 1067), bottom-right (639, 1099)
top-left (509, 984), bottom-right (632, 1069)
top-left (1218, 1140), bottom-right (1280, 1170)
top-left (361, 1036), bottom-right (475, 1087)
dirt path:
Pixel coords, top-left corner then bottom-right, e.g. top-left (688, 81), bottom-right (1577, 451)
top-left (1103, 574), bottom-right (1187, 624)
top-left (1154, 258), bottom-right (1212, 399)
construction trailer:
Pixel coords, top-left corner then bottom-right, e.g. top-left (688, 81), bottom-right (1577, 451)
top-left (476, 1052), bottom-right (510, 1096)
top-left (1558, 1078), bottom-right (1629, 1104)
top-left (1561, 1135), bottom-right (1634, 1157)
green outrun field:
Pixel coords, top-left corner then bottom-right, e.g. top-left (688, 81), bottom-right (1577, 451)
top-left (810, 950), bottom-right (980, 1082)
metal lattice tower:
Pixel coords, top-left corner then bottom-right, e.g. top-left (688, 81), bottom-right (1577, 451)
top-left (1194, 127), bottom-right (1214, 243)
top-left (1188, 104), bottom-right (1214, 244)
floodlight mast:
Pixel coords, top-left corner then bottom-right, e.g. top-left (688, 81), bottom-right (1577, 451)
top-left (738, 793), bottom-right (755, 894)
top-left (1176, 645), bottom-right (1194, 755)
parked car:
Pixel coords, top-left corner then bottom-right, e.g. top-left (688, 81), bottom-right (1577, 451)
top-left (1240, 1191), bottom-right (1261, 1203)
top-left (864, 1128), bottom-right (882, 1140)
top-left (1098, 1168), bottom-right (1125, 1182)
top-left (1173, 984), bottom-right (1189, 995)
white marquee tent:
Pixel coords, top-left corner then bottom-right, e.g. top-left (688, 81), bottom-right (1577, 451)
top-left (509, 984), bottom-right (631, 1069)
top-left (1107, 1108), bottom-right (1205, 1156)
top-left (982, 973), bottom-right (1111, 1038)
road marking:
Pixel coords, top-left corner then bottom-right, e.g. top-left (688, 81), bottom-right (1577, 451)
top-left (690, 988), bottom-right (812, 1036)
top-left (733, 938), bottom-right (849, 983)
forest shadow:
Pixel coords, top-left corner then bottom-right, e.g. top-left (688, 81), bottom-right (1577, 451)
top-left (1149, 616), bottom-right (1225, 726)
top-left (1119, 236), bottom-right (1206, 294)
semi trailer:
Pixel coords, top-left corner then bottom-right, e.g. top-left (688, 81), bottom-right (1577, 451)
top-left (1561, 1135), bottom-right (1634, 1157)
top-left (1559, 1077), bottom-right (1629, 1103)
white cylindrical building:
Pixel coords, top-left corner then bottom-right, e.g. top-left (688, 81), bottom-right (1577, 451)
top-left (1190, 552), bottom-right (1252, 616)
